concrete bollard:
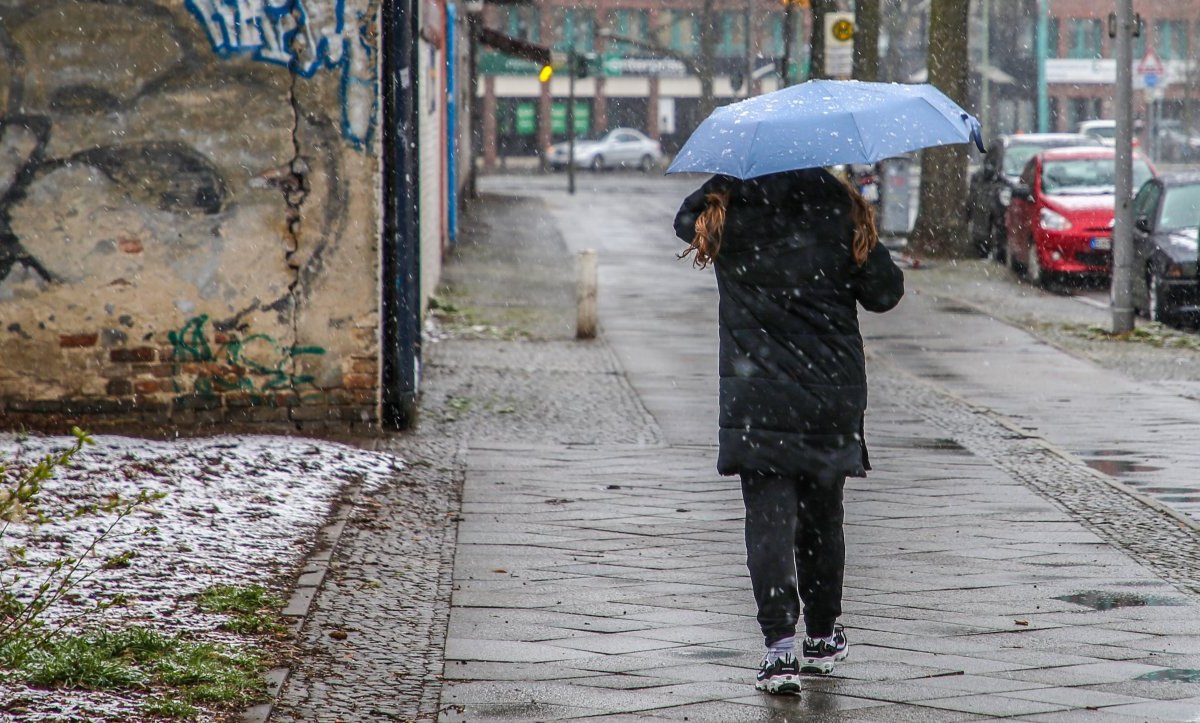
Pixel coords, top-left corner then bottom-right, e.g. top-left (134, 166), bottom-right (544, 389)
top-left (576, 249), bottom-right (598, 339)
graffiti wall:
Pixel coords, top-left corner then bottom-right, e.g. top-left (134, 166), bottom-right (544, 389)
top-left (0, 0), bottom-right (383, 432)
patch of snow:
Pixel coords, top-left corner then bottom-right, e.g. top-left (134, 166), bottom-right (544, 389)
top-left (0, 432), bottom-right (403, 720)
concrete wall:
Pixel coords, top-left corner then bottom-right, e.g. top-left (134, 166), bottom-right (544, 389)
top-left (0, 0), bottom-right (385, 433)
top-left (418, 0), bottom-right (446, 312)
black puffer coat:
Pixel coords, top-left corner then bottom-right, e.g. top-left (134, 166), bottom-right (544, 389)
top-left (674, 169), bottom-right (904, 481)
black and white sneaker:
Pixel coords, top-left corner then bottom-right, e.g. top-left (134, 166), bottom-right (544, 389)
top-left (801, 623), bottom-right (848, 674)
top-left (755, 653), bottom-right (801, 695)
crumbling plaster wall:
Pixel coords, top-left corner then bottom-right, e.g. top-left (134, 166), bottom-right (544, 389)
top-left (0, 0), bottom-right (383, 432)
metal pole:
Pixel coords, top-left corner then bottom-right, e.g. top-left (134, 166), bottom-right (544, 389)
top-left (744, 4), bottom-right (753, 97)
top-left (1036, 0), bottom-right (1049, 132)
top-left (782, 2), bottom-right (794, 87)
top-left (980, 0), bottom-right (990, 138)
top-left (567, 49), bottom-right (577, 196)
top-left (1112, 0), bottom-right (1135, 334)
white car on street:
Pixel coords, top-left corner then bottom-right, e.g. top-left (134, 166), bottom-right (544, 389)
top-left (546, 128), bottom-right (663, 172)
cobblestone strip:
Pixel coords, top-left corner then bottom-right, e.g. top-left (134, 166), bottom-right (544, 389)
top-left (872, 357), bottom-right (1200, 599)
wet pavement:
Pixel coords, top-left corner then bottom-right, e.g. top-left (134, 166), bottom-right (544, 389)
top-left (275, 172), bottom-right (1200, 721)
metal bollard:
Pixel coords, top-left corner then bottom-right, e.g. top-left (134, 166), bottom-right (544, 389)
top-left (576, 249), bottom-right (598, 339)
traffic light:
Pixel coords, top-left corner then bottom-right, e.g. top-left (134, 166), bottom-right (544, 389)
top-left (572, 52), bottom-right (598, 78)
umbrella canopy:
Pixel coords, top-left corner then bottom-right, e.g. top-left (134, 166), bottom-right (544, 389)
top-left (666, 80), bottom-right (984, 180)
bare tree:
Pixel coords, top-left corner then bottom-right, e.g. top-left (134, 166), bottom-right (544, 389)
top-left (908, 0), bottom-right (971, 257)
top-left (852, 0), bottom-right (881, 81)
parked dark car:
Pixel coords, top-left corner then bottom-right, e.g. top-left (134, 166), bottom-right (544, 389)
top-left (1131, 172), bottom-right (1200, 324)
top-left (966, 133), bottom-right (1094, 259)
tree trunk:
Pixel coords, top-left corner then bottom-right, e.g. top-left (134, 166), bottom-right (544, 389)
top-left (908, 0), bottom-right (971, 257)
top-left (851, 0), bottom-right (880, 82)
top-left (808, 0), bottom-right (837, 80)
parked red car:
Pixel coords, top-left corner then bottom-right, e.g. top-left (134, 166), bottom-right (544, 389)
top-left (1005, 146), bottom-right (1156, 285)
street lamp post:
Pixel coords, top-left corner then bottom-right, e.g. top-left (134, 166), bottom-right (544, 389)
top-left (567, 49), bottom-right (577, 195)
top-left (1112, 0), bottom-right (1135, 334)
top-left (1036, 0), bottom-right (1049, 132)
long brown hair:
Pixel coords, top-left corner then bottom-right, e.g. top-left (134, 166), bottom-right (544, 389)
top-left (681, 175), bottom-right (878, 268)
top-left (680, 189), bottom-right (731, 269)
top-left (845, 181), bottom-right (879, 266)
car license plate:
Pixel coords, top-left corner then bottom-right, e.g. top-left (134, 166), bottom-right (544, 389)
top-left (1091, 236), bottom-right (1112, 250)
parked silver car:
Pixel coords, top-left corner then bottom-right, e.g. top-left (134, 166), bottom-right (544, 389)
top-left (546, 128), bottom-right (663, 172)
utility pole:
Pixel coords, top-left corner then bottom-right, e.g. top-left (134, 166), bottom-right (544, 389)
top-left (980, 0), bottom-right (990, 139)
top-left (1036, 0), bottom-right (1049, 132)
top-left (782, 2), bottom-right (795, 86)
top-left (567, 49), bottom-right (577, 195)
top-left (1112, 0), bottom-right (1135, 334)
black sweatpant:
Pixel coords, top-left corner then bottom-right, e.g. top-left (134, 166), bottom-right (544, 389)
top-left (740, 471), bottom-right (846, 646)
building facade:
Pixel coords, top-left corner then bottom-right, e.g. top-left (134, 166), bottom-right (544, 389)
top-left (0, 0), bottom-right (467, 433)
top-left (1045, 0), bottom-right (1200, 143)
top-left (476, 0), bottom-right (811, 165)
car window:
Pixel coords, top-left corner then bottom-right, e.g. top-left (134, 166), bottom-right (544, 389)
top-left (1004, 144), bottom-right (1048, 176)
top-left (1158, 184), bottom-right (1200, 231)
top-left (1132, 183), bottom-right (1161, 222)
top-left (617, 133), bottom-right (639, 143)
top-left (1040, 157), bottom-right (1154, 195)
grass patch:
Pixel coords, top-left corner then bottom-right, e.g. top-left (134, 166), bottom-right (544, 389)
top-left (196, 584), bottom-right (286, 636)
top-left (1052, 322), bottom-right (1200, 351)
top-left (0, 626), bottom-right (266, 715)
top-left (429, 292), bottom-right (534, 341)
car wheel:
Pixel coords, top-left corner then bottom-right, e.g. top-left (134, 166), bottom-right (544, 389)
top-left (590, 155), bottom-right (605, 172)
top-left (1147, 268), bottom-right (1173, 324)
top-left (638, 154), bottom-right (655, 173)
top-left (1027, 241), bottom-right (1044, 286)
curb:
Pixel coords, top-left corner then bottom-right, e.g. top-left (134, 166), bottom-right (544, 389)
top-left (241, 480), bottom-right (363, 723)
top-left (870, 350), bottom-right (1200, 536)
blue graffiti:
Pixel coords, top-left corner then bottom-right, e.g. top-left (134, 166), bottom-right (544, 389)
top-left (186, 0), bottom-right (376, 150)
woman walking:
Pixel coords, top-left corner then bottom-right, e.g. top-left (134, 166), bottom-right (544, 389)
top-left (673, 168), bottom-right (904, 695)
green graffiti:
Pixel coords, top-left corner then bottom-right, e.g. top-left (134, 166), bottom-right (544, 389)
top-left (168, 315), bottom-right (326, 397)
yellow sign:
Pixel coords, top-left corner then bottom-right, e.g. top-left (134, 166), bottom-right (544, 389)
top-left (539, 64), bottom-right (554, 82)
top-left (832, 19), bottom-right (855, 42)
top-left (780, 0), bottom-right (810, 7)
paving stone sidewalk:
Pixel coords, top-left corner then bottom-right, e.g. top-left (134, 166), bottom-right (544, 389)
top-left (431, 179), bottom-right (1200, 722)
top-left (273, 179), bottom-right (1200, 721)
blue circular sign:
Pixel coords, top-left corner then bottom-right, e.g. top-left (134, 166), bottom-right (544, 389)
top-left (1144, 72), bottom-right (1159, 88)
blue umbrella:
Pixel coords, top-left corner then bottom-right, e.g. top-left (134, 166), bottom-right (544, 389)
top-left (666, 80), bottom-right (985, 180)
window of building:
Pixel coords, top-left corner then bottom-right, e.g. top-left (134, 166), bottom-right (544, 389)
top-left (553, 9), bottom-right (594, 52)
top-left (656, 10), bottom-right (697, 55)
top-left (1155, 20), bottom-right (1189, 60)
top-left (717, 11), bottom-right (747, 58)
top-left (1047, 18), bottom-right (1060, 58)
top-left (498, 6), bottom-right (540, 43)
top-left (610, 9), bottom-right (649, 52)
top-left (765, 12), bottom-right (805, 58)
top-left (1067, 18), bottom-right (1102, 59)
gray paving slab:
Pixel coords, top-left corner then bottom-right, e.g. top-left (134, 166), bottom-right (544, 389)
top-left (426, 178), bottom-right (1200, 720)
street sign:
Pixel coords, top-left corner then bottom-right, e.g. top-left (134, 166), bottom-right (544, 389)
top-left (823, 12), bottom-right (854, 78)
top-left (1137, 47), bottom-right (1164, 76)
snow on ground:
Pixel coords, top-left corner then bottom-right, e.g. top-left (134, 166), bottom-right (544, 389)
top-left (0, 432), bottom-right (403, 720)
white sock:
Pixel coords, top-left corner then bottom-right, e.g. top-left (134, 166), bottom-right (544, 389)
top-left (765, 635), bottom-right (795, 663)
